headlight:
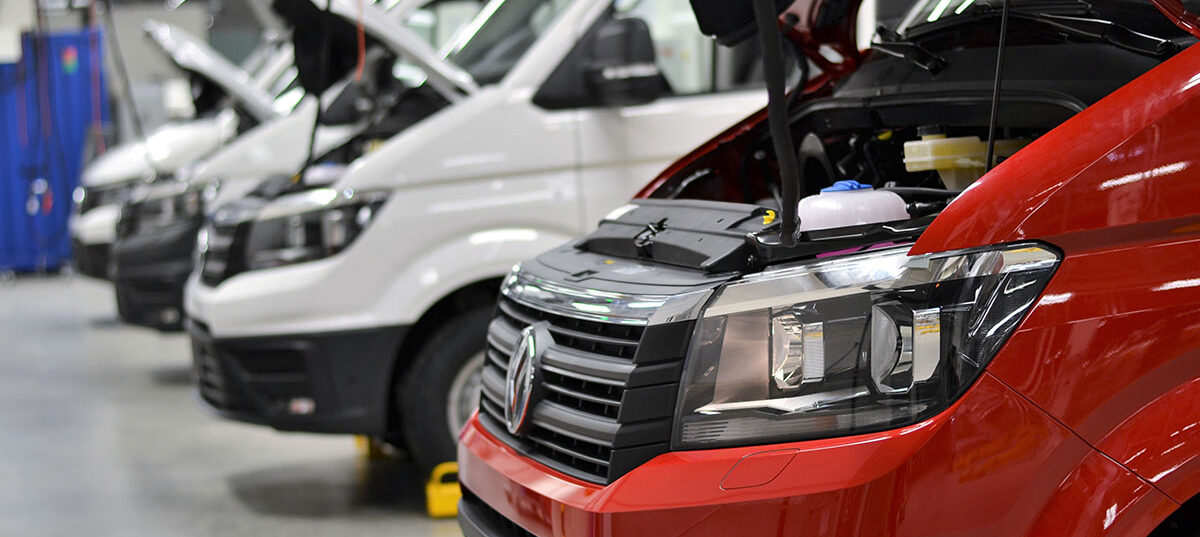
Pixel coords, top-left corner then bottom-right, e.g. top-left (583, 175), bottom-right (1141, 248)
top-left (119, 181), bottom-right (219, 237)
top-left (244, 189), bottom-right (389, 270)
top-left (75, 180), bottom-right (138, 214)
top-left (673, 243), bottom-right (1059, 449)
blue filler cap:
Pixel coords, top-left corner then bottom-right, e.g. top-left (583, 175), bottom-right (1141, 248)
top-left (821, 180), bottom-right (873, 193)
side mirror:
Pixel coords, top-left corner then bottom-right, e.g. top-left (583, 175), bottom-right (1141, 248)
top-left (583, 18), bottom-right (667, 107)
top-left (533, 16), bottom-right (667, 109)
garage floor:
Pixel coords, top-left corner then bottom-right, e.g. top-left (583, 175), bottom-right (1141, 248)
top-left (0, 274), bottom-right (463, 537)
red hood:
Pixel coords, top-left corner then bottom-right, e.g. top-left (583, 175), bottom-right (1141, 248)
top-left (780, 0), bottom-right (866, 76)
top-left (1154, 0), bottom-right (1200, 38)
top-left (689, 0), bottom-right (866, 75)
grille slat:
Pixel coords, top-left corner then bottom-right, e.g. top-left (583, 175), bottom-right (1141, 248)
top-left (542, 382), bottom-right (620, 407)
top-left (496, 300), bottom-right (643, 359)
top-left (480, 295), bottom-right (688, 484)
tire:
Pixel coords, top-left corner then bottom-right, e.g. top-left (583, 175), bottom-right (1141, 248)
top-left (399, 306), bottom-right (490, 474)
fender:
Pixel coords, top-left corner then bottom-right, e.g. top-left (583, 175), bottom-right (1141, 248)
top-left (1024, 450), bottom-right (1178, 537)
top-left (912, 43), bottom-right (1200, 257)
top-left (370, 227), bottom-right (578, 326)
top-left (1094, 377), bottom-right (1200, 504)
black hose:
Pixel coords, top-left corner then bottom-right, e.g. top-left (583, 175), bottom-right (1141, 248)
top-left (984, 0), bottom-right (1011, 172)
top-left (753, 0), bottom-right (801, 246)
top-left (302, 1), bottom-right (335, 180)
top-left (882, 187), bottom-right (961, 198)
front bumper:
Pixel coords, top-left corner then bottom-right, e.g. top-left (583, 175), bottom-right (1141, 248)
top-left (457, 373), bottom-right (1132, 537)
top-left (187, 319), bottom-right (408, 434)
top-left (72, 239), bottom-right (112, 280)
top-left (111, 221), bottom-right (200, 331)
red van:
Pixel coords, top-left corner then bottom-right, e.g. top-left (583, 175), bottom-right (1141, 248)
top-left (457, 1), bottom-right (1200, 536)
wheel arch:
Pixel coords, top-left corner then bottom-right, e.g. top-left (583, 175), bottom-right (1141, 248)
top-left (383, 276), bottom-right (504, 433)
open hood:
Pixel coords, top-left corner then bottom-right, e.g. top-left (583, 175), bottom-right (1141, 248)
top-left (690, 0), bottom-right (865, 76)
top-left (272, 0), bottom-right (476, 101)
top-left (143, 20), bottom-right (280, 122)
top-left (1153, 0), bottom-right (1200, 37)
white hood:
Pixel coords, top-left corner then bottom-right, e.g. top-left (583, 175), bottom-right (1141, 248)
top-left (81, 140), bottom-right (150, 187)
top-left (144, 20), bottom-right (279, 122)
top-left (144, 112), bottom-right (239, 174)
top-left (188, 98), bottom-right (360, 186)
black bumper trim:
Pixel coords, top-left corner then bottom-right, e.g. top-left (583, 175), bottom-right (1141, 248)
top-left (112, 220), bottom-right (201, 331)
top-left (188, 320), bottom-right (409, 434)
top-left (458, 489), bottom-right (536, 537)
top-left (72, 240), bottom-right (112, 280)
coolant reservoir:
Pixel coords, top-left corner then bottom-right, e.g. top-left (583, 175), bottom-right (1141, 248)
top-left (798, 181), bottom-right (909, 232)
top-left (903, 134), bottom-right (1029, 190)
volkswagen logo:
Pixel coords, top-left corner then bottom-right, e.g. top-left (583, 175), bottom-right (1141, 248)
top-left (505, 322), bottom-right (550, 435)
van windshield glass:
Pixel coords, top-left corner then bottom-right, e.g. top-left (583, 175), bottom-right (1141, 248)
top-left (445, 0), bottom-right (572, 85)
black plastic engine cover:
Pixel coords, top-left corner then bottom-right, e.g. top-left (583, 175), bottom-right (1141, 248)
top-left (575, 199), bottom-right (773, 273)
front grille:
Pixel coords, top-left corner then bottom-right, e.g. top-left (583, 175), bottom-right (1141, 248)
top-left (200, 220), bottom-right (251, 286)
top-left (478, 295), bottom-right (692, 484)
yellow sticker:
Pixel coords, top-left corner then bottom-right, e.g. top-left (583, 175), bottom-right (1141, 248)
top-left (763, 210), bottom-right (777, 225)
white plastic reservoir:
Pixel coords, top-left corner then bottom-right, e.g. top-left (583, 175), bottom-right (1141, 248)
top-left (798, 181), bottom-right (909, 232)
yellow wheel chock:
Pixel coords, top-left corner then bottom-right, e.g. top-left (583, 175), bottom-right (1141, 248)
top-left (426, 462), bottom-right (461, 518)
top-left (354, 435), bottom-right (392, 461)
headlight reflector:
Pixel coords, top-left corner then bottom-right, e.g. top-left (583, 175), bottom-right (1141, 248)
top-left (673, 244), bottom-right (1058, 449)
top-left (245, 189), bottom-right (389, 270)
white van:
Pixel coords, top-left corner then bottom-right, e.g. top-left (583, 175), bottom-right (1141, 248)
top-left (110, 0), bottom-right (483, 331)
top-left (70, 19), bottom-right (299, 279)
top-left (185, 0), bottom-right (771, 472)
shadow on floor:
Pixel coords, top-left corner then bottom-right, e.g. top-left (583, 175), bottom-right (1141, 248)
top-left (149, 365), bottom-right (194, 386)
top-left (226, 456), bottom-right (428, 518)
top-left (89, 315), bottom-right (126, 329)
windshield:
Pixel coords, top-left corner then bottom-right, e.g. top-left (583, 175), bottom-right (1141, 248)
top-left (444, 0), bottom-right (573, 85)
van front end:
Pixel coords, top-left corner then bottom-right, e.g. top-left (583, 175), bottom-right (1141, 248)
top-left (184, 189), bottom-right (409, 434)
top-left (457, 0), bottom-right (1200, 535)
top-left (457, 205), bottom-right (1168, 537)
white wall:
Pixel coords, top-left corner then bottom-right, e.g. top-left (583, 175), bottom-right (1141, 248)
top-left (0, 0), bottom-right (36, 63)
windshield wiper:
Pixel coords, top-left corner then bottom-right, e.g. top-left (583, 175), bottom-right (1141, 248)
top-left (874, 26), bottom-right (949, 74)
top-left (1015, 12), bottom-right (1181, 58)
top-left (905, 7), bottom-right (1181, 59)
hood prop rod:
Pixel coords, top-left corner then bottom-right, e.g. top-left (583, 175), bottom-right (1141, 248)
top-left (753, 0), bottom-right (802, 247)
top-left (985, 0), bottom-right (1012, 172)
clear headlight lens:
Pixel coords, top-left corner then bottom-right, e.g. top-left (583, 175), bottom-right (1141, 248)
top-left (75, 180), bottom-right (138, 214)
top-left (673, 243), bottom-right (1059, 449)
top-left (134, 181), bottom-right (219, 228)
top-left (244, 189), bottom-right (389, 270)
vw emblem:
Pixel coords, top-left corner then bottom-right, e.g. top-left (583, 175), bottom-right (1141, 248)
top-left (505, 322), bottom-right (550, 435)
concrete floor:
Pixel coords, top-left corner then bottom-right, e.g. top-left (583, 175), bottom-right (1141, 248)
top-left (0, 274), bottom-right (463, 537)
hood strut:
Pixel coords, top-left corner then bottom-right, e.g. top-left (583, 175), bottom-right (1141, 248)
top-left (753, 0), bottom-right (801, 246)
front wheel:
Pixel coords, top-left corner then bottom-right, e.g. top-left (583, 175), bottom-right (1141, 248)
top-left (398, 307), bottom-right (490, 474)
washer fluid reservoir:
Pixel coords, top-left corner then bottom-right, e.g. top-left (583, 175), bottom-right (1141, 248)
top-left (797, 181), bottom-right (909, 232)
top-left (903, 134), bottom-right (1029, 190)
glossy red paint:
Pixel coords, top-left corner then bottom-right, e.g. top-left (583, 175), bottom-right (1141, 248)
top-left (780, 0), bottom-right (865, 76)
top-left (987, 234), bottom-right (1200, 504)
top-left (1024, 450), bottom-right (1178, 537)
top-left (910, 43), bottom-right (1200, 256)
top-left (1155, 0), bottom-right (1200, 38)
top-left (460, 374), bottom-right (1176, 536)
